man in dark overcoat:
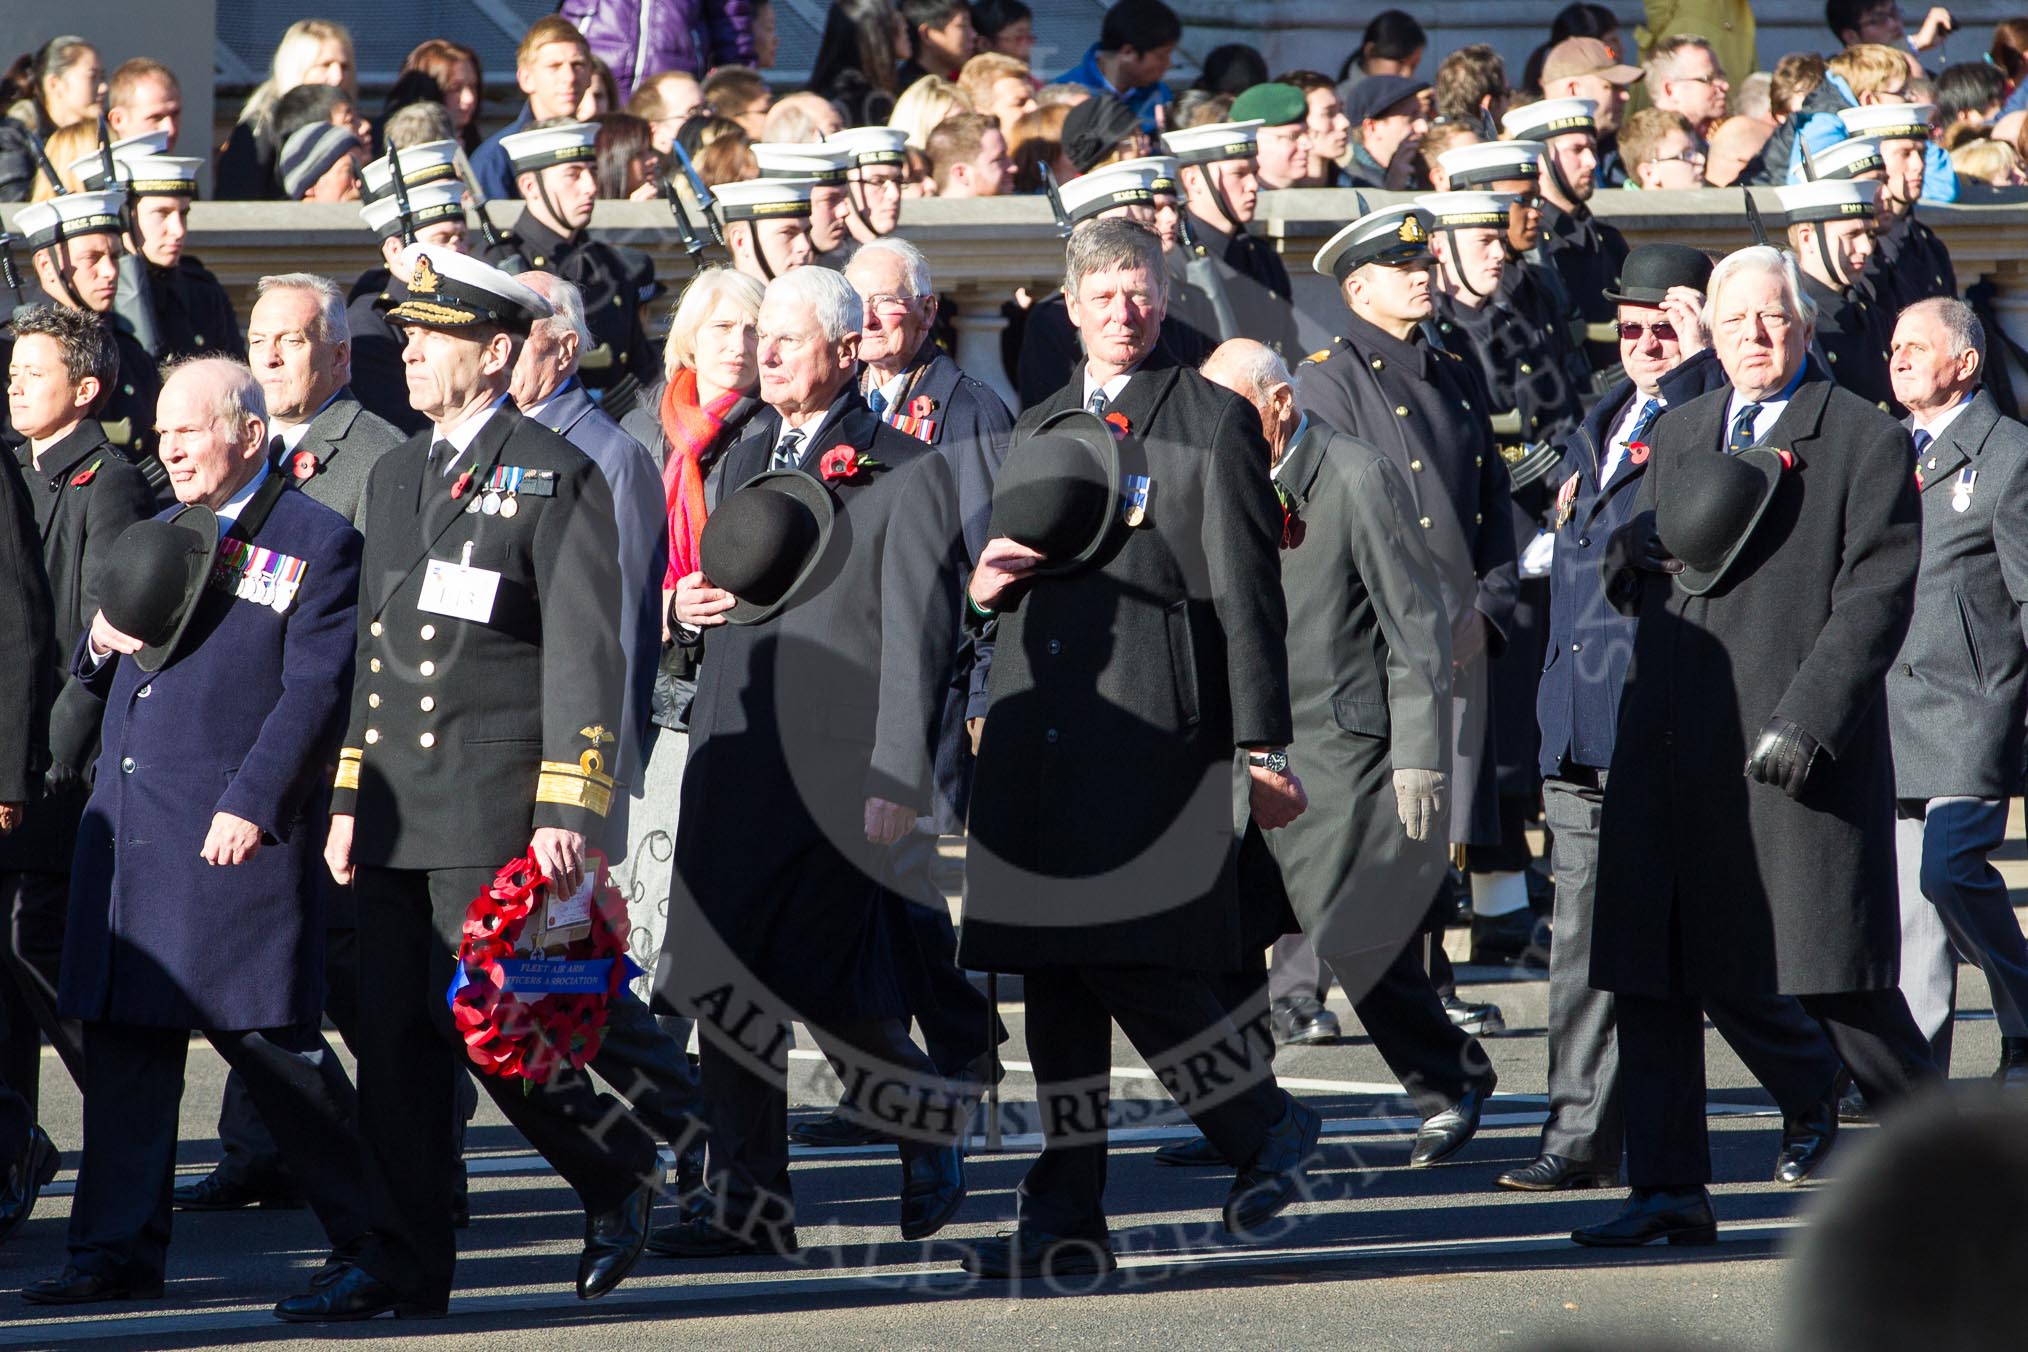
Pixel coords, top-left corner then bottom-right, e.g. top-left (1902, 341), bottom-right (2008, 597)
top-left (1503, 245), bottom-right (1841, 1195)
top-left (298, 245), bottom-right (661, 1320)
top-left (958, 218), bottom-right (1320, 1279)
top-left (652, 265), bottom-right (968, 1258)
top-left (25, 358), bottom-right (366, 1305)
top-left (1576, 244), bottom-right (1939, 1248)
top-left (0, 306), bottom-right (152, 1126)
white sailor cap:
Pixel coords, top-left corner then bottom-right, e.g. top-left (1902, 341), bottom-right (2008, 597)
top-left (73, 151), bottom-right (203, 196)
top-left (360, 178), bottom-right (469, 240)
top-left (15, 189), bottom-right (129, 251)
top-left (1059, 163), bottom-right (1157, 223)
top-left (500, 121), bottom-right (600, 174)
top-left (1501, 98), bottom-right (1598, 141)
top-left (827, 126), bottom-right (909, 168)
top-left (1809, 136), bottom-right (1885, 181)
top-left (1160, 120), bottom-right (1265, 167)
top-left (1438, 139), bottom-right (1545, 187)
top-left (361, 138), bottom-right (463, 201)
top-left (1313, 201), bottom-right (1434, 281)
top-left (68, 130), bottom-right (175, 189)
top-left (1416, 190), bottom-right (1515, 230)
top-left (1105, 154), bottom-right (1181, 194)
top-left (752, 143), bottom-right (853, 183)
top-left (1838, 103), bottom-right (1936, 143)
top-left (1776, 177), bottom-right (1878, 224)
top-left (378, 242), bottom-right (553, 333)
top-left (713, 175), bottom-right (816, 221)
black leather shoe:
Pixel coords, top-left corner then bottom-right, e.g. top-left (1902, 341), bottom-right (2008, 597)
top-left (1269, 995), bottom-right (1341, 1046)
top-left (899, 1141), bottom-right (966, 1240)
top-left (578, 1184), bottom-right (652, 1300)
top-left (961, 1227), bottom-right (1117, 1280)
top-left (1496, 1153), bottom-right (1618, 1191)
top-left (22, 1266), bottom-right (164, 1305)
top-left (1224, 1094), bottom-right (1323, 1235)
top-left (0, 1126), bottom-right (59, 1243)
top-left (1153, 1133), bottom-right (1224, 1167)
top-left (1571, 1187), bottom-right (1718, 1247)
top-left (1834, 1071), bottom-right (1872, 1123)
top-left (789, 1110), bottom-right (884, 1148)
top-left (645, 1215), bottom-right (798, 1258)
top-left (273, 1264), bottom-right (446, 1322)
top-left (172, 1168), bottom-right (304, 1212)
top-left (1996, 1037), bottom-right (2028, 1087)
top-left (1774, 1097), bottom-right (1838, 1185)
top-left (1411, 1079), bottom-right (1494, 1168)
top-left (1442, 996), bottom-right (1507, 1036)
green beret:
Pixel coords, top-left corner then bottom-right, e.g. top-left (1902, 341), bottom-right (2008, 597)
top-left (1230, 82), bottom-right (1307, 129)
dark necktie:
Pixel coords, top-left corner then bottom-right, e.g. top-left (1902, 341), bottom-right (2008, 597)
top-left (772, 429), bottom-right (805, 471)
top-left (1087, 389), bottom-right (1110, 417)
top-left (1726, 404), bottom-right (1762, 455)
top-left (428, 439), bottom-right (455, 475)
top-left (1911, 428), bottom-right (1933, 461)
top-left (866, 387), bottom-right (888, 417)
top-left (1629, 398), bottom-right (1662, 444)
top-left (268, 435), bottom-right (287, 468)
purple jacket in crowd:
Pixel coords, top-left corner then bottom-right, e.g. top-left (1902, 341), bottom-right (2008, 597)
top-left (561, 0), bottom-right (756, 103)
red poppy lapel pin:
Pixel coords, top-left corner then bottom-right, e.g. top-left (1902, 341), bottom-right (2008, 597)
top-left (909, 394), bottom-right (936, 420)
top-left (1627, 441), bottom-right (1650, 467)
top-left (818, 444), bottom-right (883, 483)
top-left (69, 457), bottom-right (103, 488)
top-left (1104, 411), bottom-right (1131, 440)
top-left (450, 466), bottom-right (475, 500)
top-left (1275, 483), bottom-right (1305, 550)
top-left (290, 450), bottom-right (321, 482)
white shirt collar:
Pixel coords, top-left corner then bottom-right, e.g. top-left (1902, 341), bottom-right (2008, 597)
top-left (774, 404), bottom-right (836, 455)
top-left (1913, 391), bottom-right (1975, 440)
top-left (434, 392), bottom-right (511, 472)
top-left (1081, 367), bottom-right (1134, 411)
top-left (215, 462), bottom-right (271, 527)
top-left (275, 389), bottom-right (343, 454)
top-left (1724, 368), bottom-right (1806, 450)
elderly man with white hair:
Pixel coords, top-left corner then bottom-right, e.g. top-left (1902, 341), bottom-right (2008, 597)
top-left (653, 264), bottom-right (968, 1260)
top-left (25, 356), bottom-right (367, 1307)
top-left (1577, 244), bottom-right (1939, 1249)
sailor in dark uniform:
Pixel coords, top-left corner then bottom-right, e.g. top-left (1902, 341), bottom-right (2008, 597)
top-left (1017, 161), bottom-right (1211, 409)
top-left (347, 173), bottom-right (473, 437)
top-left (1841, 103), bottom-right (1956, 315)
top-left (73, 140), bottom-right (242, 364)
top-left (830, 126), bottom-right (908, 247)
top-left (754, 143), bottom-right (858, 270)
top-left (1161, 116), bottom-right (1299, 359)
top-left (1503, 98), bottom-right (1629, 381)
top-left (1294, 202), bottom-right (1516, 1158)
top-left (14, 192), bottom-right (164, 494)
top-left (713, 176), bottom-right (819, 284)
top-left (1779, 178), bottom-right (1898, 413)
top-left (487, 120), bottom-right (655, 413)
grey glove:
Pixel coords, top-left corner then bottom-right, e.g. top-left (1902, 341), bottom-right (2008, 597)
top-left (1393, 768), bottom-right (1447, 842)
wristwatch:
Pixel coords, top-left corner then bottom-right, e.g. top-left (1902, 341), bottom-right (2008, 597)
top-left (1247, 749), bottom-right (1290, 774)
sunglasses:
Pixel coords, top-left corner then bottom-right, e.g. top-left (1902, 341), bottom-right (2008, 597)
top-left (1617, 320), bottom-right (1678, 342)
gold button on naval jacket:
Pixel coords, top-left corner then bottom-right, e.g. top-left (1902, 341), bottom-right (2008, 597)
top-left (1475, 513), bottom-right (1483, 524)
top-left (420, 696), bottom-right (435, 711)
top-left (420, 661), bottom-right (436, 676)
top-left (365, 729), bottom-right (380, 745)
top-left (1395, 405), bottom-right (1409, 417)
top-left (1475, 455), bottom-right (1484, 467)
top-left (1520, 363), bottom-right (1533, 374)
top-left (370, 621), bottom-right (383, 636)
top-left (420, 733), bottom-right (436, 748)
top-left (369, 658), bottom-right (382, 673)
top-left (368, 693), bottom-right (380, 708)
top-left (1461, 400), bottom-right (1471, 411)
top-left (1419, 516), bottom-right (1433, 529)
top-left (420, 624), bottom-right (436, 640)
top-left (1370, 358), bottom-right (1384, 370)
top-left (1410, 459), bottom-right (1423, 471)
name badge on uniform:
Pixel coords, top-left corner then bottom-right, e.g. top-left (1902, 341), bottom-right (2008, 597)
top-left (1952, 467), bottom-right (1977, 513)
top-left (1121, 474), bottom-right (1153, 527)
top-left (418, 542), bottom-right (501, 623)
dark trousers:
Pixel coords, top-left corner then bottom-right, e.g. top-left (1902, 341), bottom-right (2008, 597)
top-left (1618, 987), bottom-right (1939, 1189)
top-left (1540, 773), bottom-right (1842, 1166)
top-left (1017, 964), bottom-right (1285, 1239)
top-left (70, 1020), bottom-right (366, 1282)
top-left (352, 866), bottom-right (660, 1301)
top-left (0, 870), bottom-right (85, 1119)
top-left (1267, 932), bottom-right (1328, 1005)
top-left (881, 828), bottom-right (995, 1077)
top-left (1352, 933), bottom-right (1495, 1117)
top-left (699, 1012), bottom-right (945, 1234)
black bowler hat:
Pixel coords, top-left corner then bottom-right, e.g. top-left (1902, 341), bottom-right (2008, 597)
top-left (1657, 446), bottom-right (1788, 596)
top-left (990, 409), bottom-right (1123, 576)
top-left (99, 507), bottom-right (220, 672)
top-left (699, 469), bottom-right (836, 625)
top-left (1604, 244), bottom-right (1715, 306)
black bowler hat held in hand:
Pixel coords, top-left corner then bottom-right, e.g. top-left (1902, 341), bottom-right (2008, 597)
top-left (1657, 446), bottom-right (1789, 596)
top-left (699, 469), bottom-right (836, 625)
top-left (98, 507), bottom-right (220, 673)
top-left (989, 408), bottom-right (1123, 576)
top-left (1603, 243), bottom-right (1714, 306)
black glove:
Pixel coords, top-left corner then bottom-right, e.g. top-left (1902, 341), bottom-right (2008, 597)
top-left (1744, 717), bottom-right (1820, 799)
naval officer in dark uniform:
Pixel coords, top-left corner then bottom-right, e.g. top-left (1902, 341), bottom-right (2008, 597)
top-left (488, 120), bottom-right (655, 413)
top-left (15, 192), bottom-right (165, 493)
top-left (1780, 178), bottom-right (1897, 413)
top-left (1503, 98), bottom-right (1629, 382)
top-left (1161, 114), bottom-right (1299, 360)
top-left (285, 245), bottom-right (660, 1321)
top-left (1841, 104), bottom-right (1956, 317)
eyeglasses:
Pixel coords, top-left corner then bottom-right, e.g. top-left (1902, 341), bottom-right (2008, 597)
top-left (1676, 74), bottom-right (1729, 87)
top-left (1617, 320), bottom-right (1678, 342)
top-left (865, 292), bottom-right (919, 314)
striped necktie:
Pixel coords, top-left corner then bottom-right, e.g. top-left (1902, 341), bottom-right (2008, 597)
top-left (1087, 389), bottom-right (1110, 417)
top-left (772, 429), bottom-right (805, 471)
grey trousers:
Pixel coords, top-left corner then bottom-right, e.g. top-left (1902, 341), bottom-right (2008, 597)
top-left (1895, 798), bottom-right (2028, 1070)
top-left (1538, 773), bottom-right (1842, 1166)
